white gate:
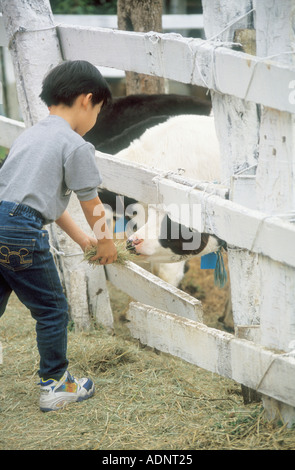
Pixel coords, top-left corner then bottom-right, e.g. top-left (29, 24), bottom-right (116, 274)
top-left (1, 0), bottom-right (295, 426)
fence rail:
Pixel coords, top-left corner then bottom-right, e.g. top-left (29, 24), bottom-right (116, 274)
top-left (0, 13), bottom-right (203, 48)
top-left (57, 24), bottom-right (295, 113)
top-left (0, 115), bottom-right (25, 147)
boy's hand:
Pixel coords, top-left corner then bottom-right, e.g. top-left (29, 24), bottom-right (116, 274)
top-left (80, 197), bottom-right (118, 265)
top-left (79, 235), bottom-right (98, 253)
top-left (90, 238), bottom-right (118, 265)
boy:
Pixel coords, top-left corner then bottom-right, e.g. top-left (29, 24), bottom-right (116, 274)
top-left (0, 60), bottom-right (117, 412)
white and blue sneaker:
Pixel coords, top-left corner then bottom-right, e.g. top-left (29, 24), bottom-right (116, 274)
top-left (39, 371), bottom-right (95, 412)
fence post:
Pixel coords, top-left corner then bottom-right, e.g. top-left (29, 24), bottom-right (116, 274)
top-left (254, 0), bottom-right (295, 425)
top-left (202, 0), bottom-right (261, 337)
top-left (1, 0), bottom-right (61, 126)
top-left (202, 0), bottom-right (263, 405)
top-left (1, 0), bottom-right (114, 332)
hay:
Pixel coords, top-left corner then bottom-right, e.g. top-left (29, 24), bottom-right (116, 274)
top-left (84, 240), bottom-right (138, 266)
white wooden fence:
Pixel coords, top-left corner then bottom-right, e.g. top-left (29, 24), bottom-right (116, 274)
top-left (1, 0), bottom-right (295, 426)
top-left (0, 12), bottom-right (204, 75)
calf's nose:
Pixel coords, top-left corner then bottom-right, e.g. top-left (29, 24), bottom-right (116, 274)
top-left (126, 237), bottom-right (144, 253)
top-left (126, 238), bottom-right (137, 253)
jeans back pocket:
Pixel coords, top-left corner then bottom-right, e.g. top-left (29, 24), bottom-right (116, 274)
top-left (0, 235), bottom-right (36, 272)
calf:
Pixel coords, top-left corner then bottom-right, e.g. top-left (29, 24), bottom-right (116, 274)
top-left (113, 114), bottom-right (232, 328)
top-left (113, 114), bottom-right (223, 263)
top-left (85, 93), bottom-right (211, 154)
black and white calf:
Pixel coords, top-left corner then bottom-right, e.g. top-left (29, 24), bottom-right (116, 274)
top-left (113, 114), bottom-right (223, 266)
top-left (85, 93), bottom-right (211, 154)
top-left (89, 95), bottom-right (230, 326)
top-left (84, 94), bottom-right (222, 286)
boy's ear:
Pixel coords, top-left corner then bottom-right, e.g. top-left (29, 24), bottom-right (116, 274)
top-left (85, 93), bottom-right (93, 107)
top-left (81, 93), bottom-right (93, 108)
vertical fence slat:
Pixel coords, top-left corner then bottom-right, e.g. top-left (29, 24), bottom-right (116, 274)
top-left (255, 0), bottom-right (295, 352)
top-left (202, 0), bottom-right (261, 334)
top-left (254, 0), bottom-right (295, 425)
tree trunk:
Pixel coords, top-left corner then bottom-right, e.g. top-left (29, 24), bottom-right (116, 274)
top-left (117, 0), bottom-right (165, 94)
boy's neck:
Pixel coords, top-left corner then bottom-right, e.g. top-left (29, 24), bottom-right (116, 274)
top-left (49, 105), bottom-right (76, 129)
top-left (48, 94), bottom-right (102, 137)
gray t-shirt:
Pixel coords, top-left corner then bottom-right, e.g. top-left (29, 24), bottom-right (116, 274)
top-left (0, 114), bottom-right (102, 224)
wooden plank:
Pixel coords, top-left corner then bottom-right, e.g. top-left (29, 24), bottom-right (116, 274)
top-left (202, 0), bottom-right (261, 337)
top-left (202, 1), bottom-right (254, 43)
top-left (230, 175), bottom-right (257, 211)
top-left (2, 0), bottom-right (62, 126)
top-left (97, 151), bottom-right (228, 202)
top-left (159, 178), bottom-right (295, 268)
top-left (227, 249), bottom-right (260, 326)
top-left (52, 189), bottom-right (114, 332)
top-left (96, 151), bottom-right (295, 269)
top-left (57, 24), bottom-right (295, 113)
top-left (0, 14), bottom-right (8, 47)
top-left (53, 14), bottom-right (204, 80)
top-left (97, 151), bottom-right (159, 204)
top-left (126, 302), bottom-right (295, 409)
top-left (235, 325), bottom-right (261, 343)
top-left (255, 1), bottom-right (295, 353)
top-left (105, 261), bottom-right (203, 322)
top-left (0, 116), bottom-right (25, 148)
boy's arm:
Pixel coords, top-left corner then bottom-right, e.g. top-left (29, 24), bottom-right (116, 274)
top-left (55, 210), bottom-right (97, 252)
top-left (79, 196), bottom-right (117, 265)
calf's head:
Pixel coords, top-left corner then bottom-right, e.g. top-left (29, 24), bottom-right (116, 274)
top-left (126, 206), bottom-right (224, 263)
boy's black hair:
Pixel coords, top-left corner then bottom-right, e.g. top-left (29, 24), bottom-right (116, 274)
top-left (39, 60), bottom-right (112, 107)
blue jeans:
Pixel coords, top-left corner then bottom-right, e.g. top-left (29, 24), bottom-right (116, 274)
top-left (0, 201), bottom-right (69, 380)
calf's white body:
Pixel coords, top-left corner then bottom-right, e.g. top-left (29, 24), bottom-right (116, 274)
top-left (114, 115), bottom-right (222, 267)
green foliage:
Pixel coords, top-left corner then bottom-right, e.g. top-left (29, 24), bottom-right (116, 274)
top-left (0, 146), bottom-right (8, 164)
top-left (49, 0), bottom-right (117, 15)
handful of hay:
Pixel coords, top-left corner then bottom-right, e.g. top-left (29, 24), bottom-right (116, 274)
top-left (84, 240), bottom-right (138, 266)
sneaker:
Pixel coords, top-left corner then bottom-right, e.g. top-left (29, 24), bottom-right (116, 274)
top-left (39, 371), bottom-right (95, 412)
